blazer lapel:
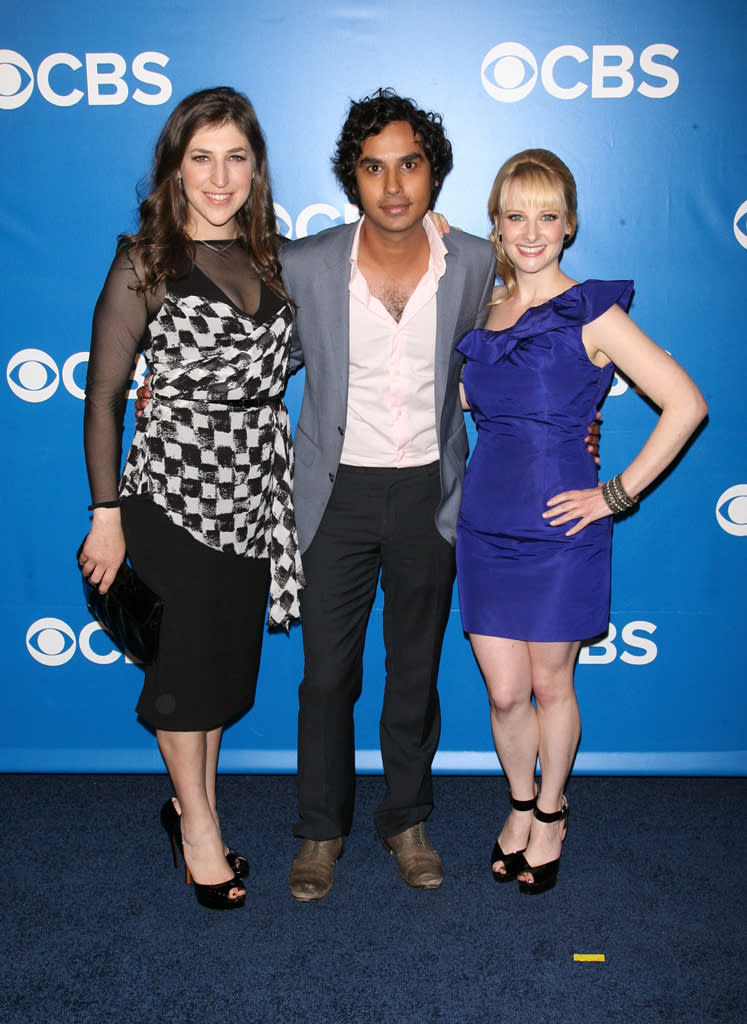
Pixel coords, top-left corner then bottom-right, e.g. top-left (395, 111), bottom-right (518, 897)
top-left (319, 224), bottom-right (357, 402)
top-left (434, 245), bottom-right (468, 417)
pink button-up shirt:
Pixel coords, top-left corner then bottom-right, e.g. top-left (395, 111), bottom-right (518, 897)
top-left (341, 215), bottom-right (447, 468)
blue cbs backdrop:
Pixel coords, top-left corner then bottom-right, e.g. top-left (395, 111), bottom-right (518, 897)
top-left (2, 0), bottom-right (745, 774)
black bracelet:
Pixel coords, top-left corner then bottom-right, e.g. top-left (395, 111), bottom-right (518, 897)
top-left (601, 474), bottom-right (639, 514)
top-left (88, 500), bottom-right (121, 511)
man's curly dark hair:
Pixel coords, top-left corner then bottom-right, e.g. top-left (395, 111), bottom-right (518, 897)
top-left (332, 88), bottom-right (454, 208)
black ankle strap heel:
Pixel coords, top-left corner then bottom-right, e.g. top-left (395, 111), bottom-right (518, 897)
top-left (509, 793), bottom-right (538, 813)
top-left (533, 800), bottom-right (569, 824)
top-left (491, 790), bottom-right (537, 883)
top-left (517, 798), bottom-right (569, 896)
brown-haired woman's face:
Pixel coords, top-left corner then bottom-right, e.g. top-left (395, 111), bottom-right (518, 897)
top-left (179, 122), bottom-right (255, 239)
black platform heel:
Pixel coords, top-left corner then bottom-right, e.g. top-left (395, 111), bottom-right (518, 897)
top-left (191, 876), bottom-right (246, 911)
top-left (517, 798), bottom-right (569, 895)
top-left (160, 798), bottom-right (249, 878)
top-left (491, 792), bottom-right (537, 883)
top-left (159, 799), bottom-right (246, 910)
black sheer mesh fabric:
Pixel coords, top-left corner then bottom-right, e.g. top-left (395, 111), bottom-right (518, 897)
top-left (84, 242), bottom-right (263, 505)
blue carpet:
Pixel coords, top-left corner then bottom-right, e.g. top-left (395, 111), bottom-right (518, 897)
top-left (1, 774), bottom-right (744, 1023)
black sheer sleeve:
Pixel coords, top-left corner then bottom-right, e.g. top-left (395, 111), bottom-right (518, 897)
top-left (83, 249), bottom-right (151, 506)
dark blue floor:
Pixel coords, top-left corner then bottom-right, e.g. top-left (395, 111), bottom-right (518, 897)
top-left (2, 774), bottom-right (745, 1023)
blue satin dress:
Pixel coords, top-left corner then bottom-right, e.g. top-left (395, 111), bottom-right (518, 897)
top-left (456, 279), bottom-right (633, 641)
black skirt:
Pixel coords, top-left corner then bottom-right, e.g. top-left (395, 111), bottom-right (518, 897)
top-left (121, 496), bottom-right (270, 731)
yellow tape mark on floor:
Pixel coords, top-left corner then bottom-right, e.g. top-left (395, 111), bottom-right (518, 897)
top-left (573, 954), bottom-right (605, 962)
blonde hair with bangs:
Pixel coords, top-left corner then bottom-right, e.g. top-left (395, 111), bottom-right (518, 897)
top-left (487, 149), bottom-right (578, 301)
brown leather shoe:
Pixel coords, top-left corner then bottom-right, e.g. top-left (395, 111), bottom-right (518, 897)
top-left (288, 838), bottom-right (344, 902)
top-left (382, 822), bottom-right (443, 889)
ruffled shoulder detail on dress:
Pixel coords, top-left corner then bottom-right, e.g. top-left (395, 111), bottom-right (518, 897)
top-left (457, 280), bottom-right (634, 364)
top-left (457, 327), bottom-right (523, 364)
top-left (558, 279), bottom-right (634, 326)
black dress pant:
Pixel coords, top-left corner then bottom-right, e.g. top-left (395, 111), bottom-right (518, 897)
top-left (294, 462), bottom-right (456, 841)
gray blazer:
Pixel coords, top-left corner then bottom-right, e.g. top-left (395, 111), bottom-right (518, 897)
top-left (282, 221), bottom-right (495, 553)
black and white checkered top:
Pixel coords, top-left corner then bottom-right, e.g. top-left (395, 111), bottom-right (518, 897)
top-left (121, 281), bottom-right (302, 628)
top-left (85, 243), bottom-right (304, 630)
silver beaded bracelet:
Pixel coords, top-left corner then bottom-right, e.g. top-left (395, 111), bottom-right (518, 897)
top-left (602, 474), bottom-right (639, 514)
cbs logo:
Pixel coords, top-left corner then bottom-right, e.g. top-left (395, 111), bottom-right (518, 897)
top-left (26, 617), bottom-right (139, 666)
top-left (6, 348), bottom-right (146, 403)
top-left (715, 485), bottom-right (747, 537)
top-left (0, 49), bottom-right (171, 109)
top-left (481, 42), bottom-right (678, 102)
top-left (274, 200), bottom-right (360, 239)
top-left (579, 620), bottom-right (658, 665)
top-left (734, 201), bottom-right (747, 250)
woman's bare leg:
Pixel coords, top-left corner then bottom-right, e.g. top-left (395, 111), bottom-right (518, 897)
top-left (469, 634), bottom-right (538, 873)
top-left (204, 726), bottom-right (222, 831)
top-left (157, 728), bottom-right (244, 895)
top-left (518, 640), bottom-right (580, 883)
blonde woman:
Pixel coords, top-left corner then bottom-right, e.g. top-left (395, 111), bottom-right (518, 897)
top-left (456, 149), bottom-right (706, 894)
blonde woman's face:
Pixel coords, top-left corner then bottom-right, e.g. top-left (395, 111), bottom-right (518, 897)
top-left (497, 180), bottom-right (568, 275)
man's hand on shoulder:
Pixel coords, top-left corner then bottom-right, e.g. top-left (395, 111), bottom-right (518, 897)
top-left (427, 210), bottom-right (453, 236)
top-left (134, 372), bottom-right (152, 419)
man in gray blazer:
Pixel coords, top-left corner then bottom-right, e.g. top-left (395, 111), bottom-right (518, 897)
top-left (282, 89), bottom-right (495, 901)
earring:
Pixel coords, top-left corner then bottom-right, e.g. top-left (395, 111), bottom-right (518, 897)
top-left (498, 233), bottom-right (503, 243)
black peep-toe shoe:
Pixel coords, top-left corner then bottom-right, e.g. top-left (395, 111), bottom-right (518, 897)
top-left (517, 798), bottom-right (569, 896)
top-left (491, 792), bottom-right (537, 883)
top-left (191, 876), bottom-right (246, 911)
top-left (159, 799), bottom-right (247, 910)
top-left (160, 798), bottom-right (249, 878)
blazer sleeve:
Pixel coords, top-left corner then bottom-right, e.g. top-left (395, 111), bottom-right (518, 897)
top-left (475, 247), bottom-right (496, 328)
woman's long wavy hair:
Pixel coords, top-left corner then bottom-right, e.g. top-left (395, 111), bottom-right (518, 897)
top-left (121, 86), bottom-right (289, 302)
top-left (487, 149), bottom-right (578, 302)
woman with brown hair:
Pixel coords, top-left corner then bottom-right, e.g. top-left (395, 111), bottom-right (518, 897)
top-left (79, 87), bottom-right (303, 910)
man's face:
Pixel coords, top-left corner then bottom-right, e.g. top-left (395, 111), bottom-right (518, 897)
top-left (354, 120), bottom-right (434, 237)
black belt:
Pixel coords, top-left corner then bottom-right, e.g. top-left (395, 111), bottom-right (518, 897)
top-left (159, 395), bottom-right (282, 411)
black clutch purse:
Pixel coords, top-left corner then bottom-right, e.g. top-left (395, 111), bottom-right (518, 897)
top-left (80, 555), bottom-right (163, 666)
